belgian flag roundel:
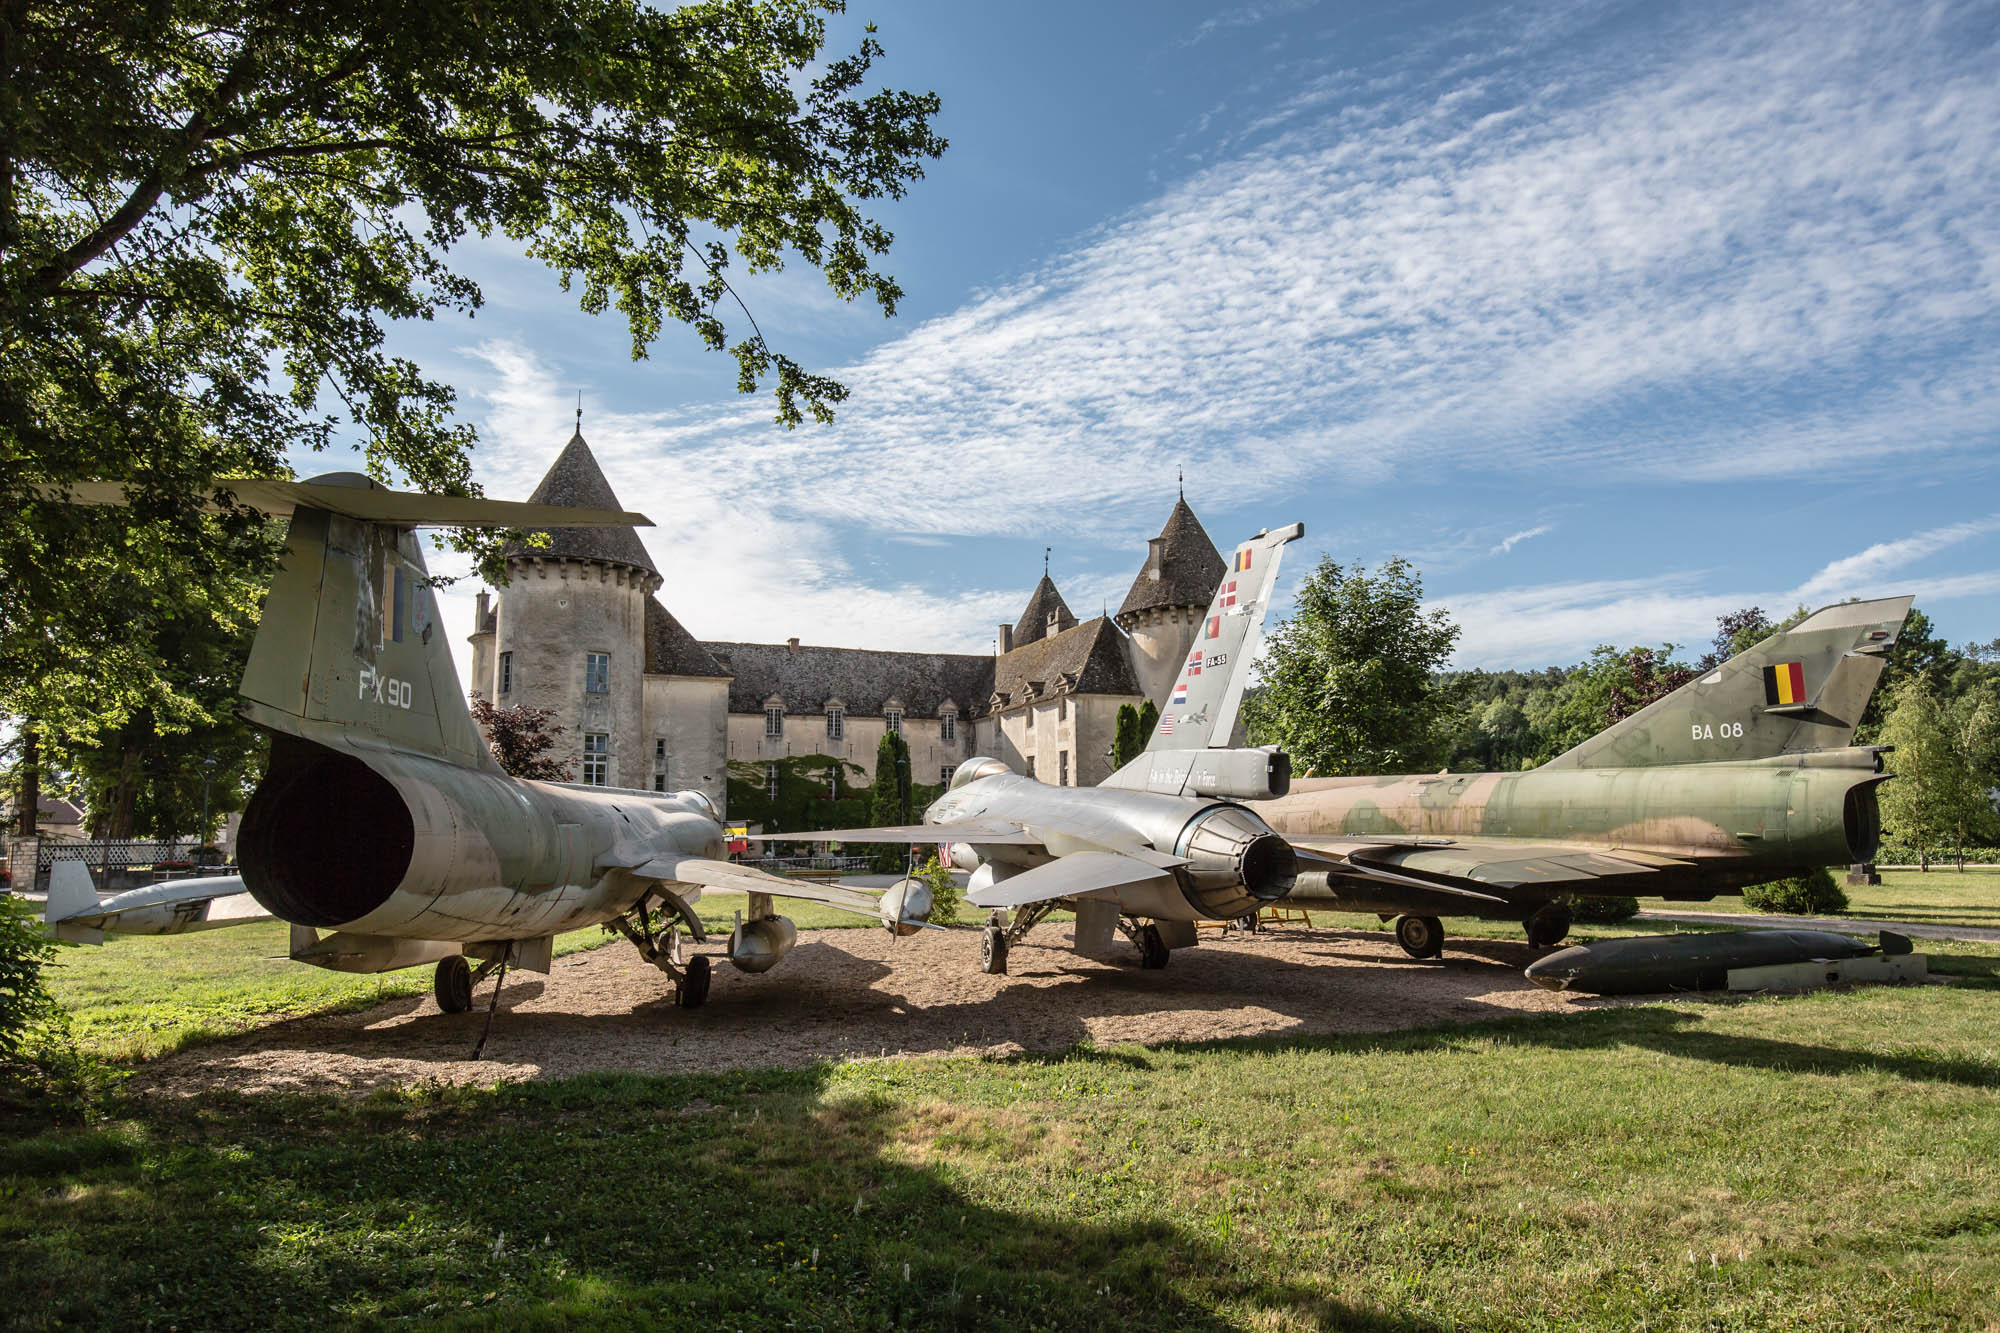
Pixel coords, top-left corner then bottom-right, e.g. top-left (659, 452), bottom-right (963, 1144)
top-left (1763, 660), bottom-right (1806, 706)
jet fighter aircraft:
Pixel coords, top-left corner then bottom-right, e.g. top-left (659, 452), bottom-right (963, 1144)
top-left (751, 521), bottom-right (1490, 973)
top-left (1253, 597), bottom-right (1914, 957)
top-left (42, 474), bottom-right (931, 1012)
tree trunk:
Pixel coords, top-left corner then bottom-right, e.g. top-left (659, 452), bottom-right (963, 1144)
top-left (13, 722), bottom-right (38, 837)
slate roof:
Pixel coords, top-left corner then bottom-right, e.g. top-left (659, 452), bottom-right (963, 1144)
top-left (1012, 575), bottom-right (1077, 648)
top-left (502, 431), bottom-right (658, 575)
top-left (990, 616), bottom-right (1141, 708)
top-left (1116, 497), bottom-right (1224, 621)
top-left (702, 640), bottom-right (997, 717)
top-left (646, 597), bottom-right (729, 678)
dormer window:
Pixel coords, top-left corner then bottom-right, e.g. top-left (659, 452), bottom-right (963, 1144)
top-left (940, 710), bottom-right (957, 742)
top-left (885, 709), bottom-right (903, 734)
top-left (826, 702), bottom-right (845, 741)
top-left (764, 697), bottom-right (785, 739)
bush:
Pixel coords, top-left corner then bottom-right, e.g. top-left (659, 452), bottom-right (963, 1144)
top-left (1570, 895), bottom-right (1640, 924)
top-left (0, 896), bottom-right (111, 1127)
top-left (914, 855), bottom-right (963, 926)
top-left (1743, 867), bottom-right (1849, 915)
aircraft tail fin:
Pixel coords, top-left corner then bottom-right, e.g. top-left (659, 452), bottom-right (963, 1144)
top-left (43, 861), bottom-right (105, 944)
top-left (236, 473), bottom-right (649, 771)
top-left (1141, 522), bottom-right (1304, 754)
top-left (1539, 596), bottom-right (1913, 770)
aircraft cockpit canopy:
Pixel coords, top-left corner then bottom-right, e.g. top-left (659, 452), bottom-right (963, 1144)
top-left (949, 757), bottom-right (1011, 790)
top-left (675, 789), bottom-right (719, 821)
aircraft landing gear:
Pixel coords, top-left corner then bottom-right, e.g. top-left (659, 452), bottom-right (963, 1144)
top-left (1525, 903), bottom-right (1573, 950)
top-left (435, 955), bottom-right (474, 1013)
top-left (980, 924), bottom-right (1009, 975)
top-left (1135, 923), bottom-right (1171, 970)
top-left (1393, 914), bottom-right (1445, 959)
top-left (676, 954), bottom-right (712, 1009)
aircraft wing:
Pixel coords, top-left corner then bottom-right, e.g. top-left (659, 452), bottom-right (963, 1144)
top-left (1288, 834), bottom-right (1693, 895)
top-left (41, 862), bottom-right (270, 943)
top-left (966, 851), bottom-right (1173, 909)
top-left (741, 818), bottom-right (1042, 846)
top-left (628, 855), bottom-right (938, 927)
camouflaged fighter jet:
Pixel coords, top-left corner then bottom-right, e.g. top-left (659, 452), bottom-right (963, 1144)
top-left (40, 474), bottom-right (931, 1013)
top-left (1252, 596), bottom-right (1914, 958)
top-left (751, 522), bottom-right (1486, 974)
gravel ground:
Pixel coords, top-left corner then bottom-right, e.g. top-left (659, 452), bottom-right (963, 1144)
top-left (134, 923), bottom-right (1608, 1096)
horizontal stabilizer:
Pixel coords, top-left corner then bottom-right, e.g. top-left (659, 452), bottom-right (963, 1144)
top-left (968, 851), bottom-right (1173, 909)
top-left (47, 476), bottom-right (650, 529)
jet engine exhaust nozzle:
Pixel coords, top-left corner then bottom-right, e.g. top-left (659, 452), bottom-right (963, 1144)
top-left (1175, 805), bottom-right (1298, 918)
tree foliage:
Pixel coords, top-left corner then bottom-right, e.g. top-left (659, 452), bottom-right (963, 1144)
top-left (1111, 703), bottom-right (1143, 770)
top-left (866, 730), bottom-right (912, 871)
top-left (469, 698), bottom-right (573, 781)
top-left (1245, 556), bottom-right (1460, 775)
top-left (725, 753), bottom-right (867, 838)
top-left (1877, 677), bottom-right (1997, 869)
top-left (1137, 699), bottom-right (1159, 747)
top-left (1, 0), bottom-right (945, 740)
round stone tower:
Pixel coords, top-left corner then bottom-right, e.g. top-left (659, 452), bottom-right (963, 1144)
top-left (1113, 496), bottom-right (1226, 712)
top-left (484, 430), bottom-right (660, 788)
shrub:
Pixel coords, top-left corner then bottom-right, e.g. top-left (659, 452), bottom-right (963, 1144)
top-left (915, 855), bottom-right (963, 926)
top-left (1570, 895), bottom-right (1640, 924)
top-left (0, 896), bottom-right (111, 1127)
top-left (1743, 867), bottom-right (1849, 915)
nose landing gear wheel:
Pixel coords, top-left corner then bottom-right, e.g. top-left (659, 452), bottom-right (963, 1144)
top-left (1136, 923), bottom-right (1170, 970)
top-left (676, 954), bottom-right (712, 1009)
top-left (1393, 914), bottom-right (1445, 959)
top-left (980, 925), bottom-right (1009, 975)
top-left (434, 955), bottom-right (474, 1013)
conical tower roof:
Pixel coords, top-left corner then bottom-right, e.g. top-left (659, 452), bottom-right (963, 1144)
top-left (502, 431), bottom-right (658, 576)
top-left (1116, 496), bottom-right (1224, 622)
top-left (1012, 574), bottom-right (1077, 649)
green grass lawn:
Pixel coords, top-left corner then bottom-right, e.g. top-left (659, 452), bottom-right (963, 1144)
top-left (6, 970), bottom-right (1999, 1330)
top-left (44, 898), bottom-right (884, 1062)
top-left (1651, 866), bottom-right (2000, 927)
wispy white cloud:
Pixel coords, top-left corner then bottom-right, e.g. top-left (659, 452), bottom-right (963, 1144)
top-left (1789, 515), bottom-right (2000, 606)
top-left (1490, 525), bottom-right (1553, 557)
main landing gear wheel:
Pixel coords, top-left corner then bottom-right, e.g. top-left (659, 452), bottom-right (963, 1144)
top-left (1525, 904), bottom-right (1573, 950)
top-left (1393, 914), bottom-right (1445, 959)
top-left (434, 955), bottom-right (474, 1014)
top-left (1136, 923), bottom-right (1171, 970)
top-left (980, 925), bottom-right (1010, 975)
top-left (676, 954), bottom-right (712, 1009)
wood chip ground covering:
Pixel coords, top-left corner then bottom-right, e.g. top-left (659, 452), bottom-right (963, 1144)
top-left (135, 925), bottom-right (1620, 1096)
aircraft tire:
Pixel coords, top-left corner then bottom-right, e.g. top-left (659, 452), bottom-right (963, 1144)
top-left (434, 955), bottom-right (474, 1014)
top-left (1137, 923), bottom-right (1170, 970)
top-left (677, 954), bottom-right (712, 1009)
top-left (980, 926), bottom-right (1009, 975)
top-left (1394, 914), bottom-right (1445, 959)
top-left (1525, 905), bottom-right (1573, 950)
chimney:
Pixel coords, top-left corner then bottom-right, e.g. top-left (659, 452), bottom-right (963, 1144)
top-left (1144, 536), bottom-right (1165, 581)
top-left (787, 637), bottom-right (799, 653)
top-left (473, 590), bottom-right (490, 627)
top-left (997, 624), bottom-right (1013, 655)
top-left (1047, 611), bottom-right (1062, 638)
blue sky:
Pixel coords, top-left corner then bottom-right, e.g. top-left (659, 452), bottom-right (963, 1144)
top-left (297, 0), bottom-right (2000, 679)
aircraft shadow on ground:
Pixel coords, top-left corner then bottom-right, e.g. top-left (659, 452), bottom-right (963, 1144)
top-left (14, 1071), bottom-right (1441, 1332)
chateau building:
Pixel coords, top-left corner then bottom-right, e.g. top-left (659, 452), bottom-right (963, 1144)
top-left (466, 431), bottom-right (1226, 812)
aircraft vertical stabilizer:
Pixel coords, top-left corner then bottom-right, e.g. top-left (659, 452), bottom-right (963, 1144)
top-left (235, 473), bottom-right (650, 771)
top-left (1539, 596), bottom-right (1913, 770)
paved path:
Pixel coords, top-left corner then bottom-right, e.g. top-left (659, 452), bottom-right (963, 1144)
top-left (1637, 909), bottom-right (2000, 944)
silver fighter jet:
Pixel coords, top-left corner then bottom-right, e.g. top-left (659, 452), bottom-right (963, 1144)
top-left (748, 521), bottom-right (1444, 973)
top-left (42, 475), bottom-right (931, 1014)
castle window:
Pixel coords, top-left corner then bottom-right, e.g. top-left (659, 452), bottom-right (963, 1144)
top-left (1025, 755), bottom-right (1037, 780)
top-left (1059, 750), bottom-right (1070, 787)
top-left (885, 709), bottom-right (903, 734)
top-left (585, 652), bottom-right (610, 694)
top-left (765, 706), bottom-right (784, 739)
top-left (653, 739), bottom-right (669, 792)
top-left (499, 651), bottom-right (513, 694)
top-left (766, 763), bottom-right (780, 799)
top-left (582, 733), bottom-right (609, 786)
top-left (826, 706), bottom-right (844, 741)
top-left (940, 713), bottom-right (956, 742)
top-left (940, 766), bottom-right (953, 786)
top-left (1058, 695), bottom-right (1067, 722)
